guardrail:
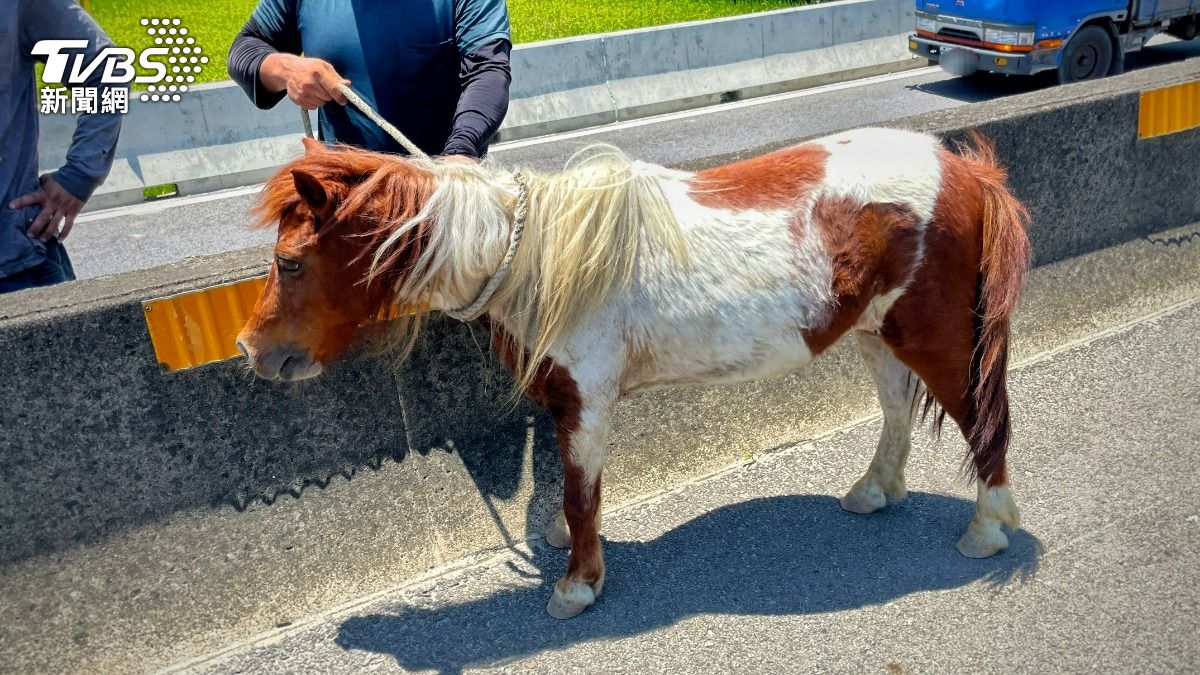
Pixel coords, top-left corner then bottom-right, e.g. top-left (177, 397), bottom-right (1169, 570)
top-left (3, 56), bottom-right (1198, 674)
top-left (37, 0), bottom-right (918, 211)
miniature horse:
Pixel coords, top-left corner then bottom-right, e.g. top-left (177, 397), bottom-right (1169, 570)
top-left (237, 129), bottom-right (1031, 619)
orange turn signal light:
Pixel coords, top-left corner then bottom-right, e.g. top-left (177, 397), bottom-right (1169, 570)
top-left (983, 42), bottom-right (1034, 53)
top-left (1036, 38), bottom-right (1064, 49)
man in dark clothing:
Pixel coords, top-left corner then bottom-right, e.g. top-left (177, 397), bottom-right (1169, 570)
top-left (227, 0), bottom-right (512, 161)
top-left (1, 0), bottom-right (122, 294)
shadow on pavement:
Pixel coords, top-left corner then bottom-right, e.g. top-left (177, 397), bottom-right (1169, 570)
top-left (907, 38), bottom-right (1200, 103)
top-left (336, 492), bottom-right (1042, 674)
top-left (907, 70), bottom-right (1057, 102)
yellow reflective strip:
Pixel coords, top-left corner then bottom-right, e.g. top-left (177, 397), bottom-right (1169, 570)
top-left (143, 275), bottom-right (427, 373)
top-left (192, 289), bottom-right (223, 365)
top-left (143, 276), bottom-right (267, 372)
top-left (1139, 80), bottom-right (1200, 139)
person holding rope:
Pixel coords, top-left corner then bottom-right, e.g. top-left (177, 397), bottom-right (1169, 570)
top-left (227, 0), bottom-right (512, 163)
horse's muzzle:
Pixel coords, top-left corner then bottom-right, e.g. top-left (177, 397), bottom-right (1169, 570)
top-left (237, 339), bottom-right (324, 382)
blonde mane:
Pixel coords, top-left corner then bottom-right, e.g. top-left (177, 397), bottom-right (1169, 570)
top-left (369, 145), bottom-right (689, 392)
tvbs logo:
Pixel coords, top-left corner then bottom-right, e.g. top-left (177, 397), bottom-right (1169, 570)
top-left (36, 18), bottom-right (207, 114)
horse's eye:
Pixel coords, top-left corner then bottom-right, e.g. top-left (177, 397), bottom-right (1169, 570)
top-left (276, 256), bottom-right (302, 274)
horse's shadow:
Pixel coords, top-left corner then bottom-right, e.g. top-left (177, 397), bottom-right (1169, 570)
top-left (336, 492), bottom-right (1042, 674)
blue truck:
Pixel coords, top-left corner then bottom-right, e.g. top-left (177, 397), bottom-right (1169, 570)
top-left (909, 0), bottom-right (1200, 83)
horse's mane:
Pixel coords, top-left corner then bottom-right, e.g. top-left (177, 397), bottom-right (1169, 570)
top-left (484, 146), bottom-right (690, 393)
top-left (259, 144), bottom-right (688, 392)
top-left (255, 146), bottom-right (435, 235)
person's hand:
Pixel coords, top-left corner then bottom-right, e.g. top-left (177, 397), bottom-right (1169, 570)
top-left (264, 54), bottom-right (350, 110)
top-left (9, 174), bottom-right (85, 242)
top-left (442, 154), bottom-right (478, 165)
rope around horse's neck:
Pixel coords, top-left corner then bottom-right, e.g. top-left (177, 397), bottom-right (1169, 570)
top-left (445, 171), bottom-right (529, 322)
top-left (300, 84), bottom-right (429, 159)
top-left (299, 88), bottom-right (522, 321)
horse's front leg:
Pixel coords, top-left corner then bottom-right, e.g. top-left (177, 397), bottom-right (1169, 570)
top-left (546, 391), bottom-right (614, 619)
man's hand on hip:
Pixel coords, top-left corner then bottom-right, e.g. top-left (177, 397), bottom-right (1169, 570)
top-left (10, 174), bottom-right (85, 242)
top-left (262, 54), bottom-right (351, 110)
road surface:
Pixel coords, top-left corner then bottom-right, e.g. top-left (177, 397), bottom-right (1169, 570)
top-left (185, 291), bottom-right (1200, 674)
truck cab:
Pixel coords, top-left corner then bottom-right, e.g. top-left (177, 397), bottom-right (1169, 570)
top-left (909, 0), bottom-right (1200, 83)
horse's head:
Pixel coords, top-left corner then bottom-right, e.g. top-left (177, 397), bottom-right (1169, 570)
top-left (236, 139), bottom-right (436, 381)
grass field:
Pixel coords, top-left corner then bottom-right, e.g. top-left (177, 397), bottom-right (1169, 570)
top-left (85, 0), bottom-right (823, 86)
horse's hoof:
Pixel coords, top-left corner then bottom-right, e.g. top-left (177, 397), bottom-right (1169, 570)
top-left (546, 577), bottom-right (600, 620)
top-left (545, 511), bottom-right (571, 549)
top-left (840, 485), bottom-right (887, 515)
top-left (956, 520), bottom-right (1010, 559)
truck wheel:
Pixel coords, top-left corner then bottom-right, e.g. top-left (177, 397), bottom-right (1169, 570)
top-left (1058, 25), bottom-right (1114, 84)
top-left (1167, 16), bottom-right (1198, 40)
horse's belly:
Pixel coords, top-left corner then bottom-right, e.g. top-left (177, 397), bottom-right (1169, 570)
top-left (621, 323), bottom-right (815, 394)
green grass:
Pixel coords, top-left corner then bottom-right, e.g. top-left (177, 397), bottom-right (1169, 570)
top-left (86, 0), bottom-right (825, 86)
top-left (143, 183), bottom-right (179, 200)
top-left (86, 1), bottom-right (250, 87)
top-left (507, 0), bottom-right (823, 43)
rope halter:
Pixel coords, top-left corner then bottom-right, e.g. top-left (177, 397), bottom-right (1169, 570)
top-left (300, 85), bottom-right (524, 322)
top-left (445, 171), bottom-right (529, 322)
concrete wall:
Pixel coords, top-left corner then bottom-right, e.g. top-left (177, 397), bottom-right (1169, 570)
top-left (3, 58), bottom-right (1198, 673)
top-left (37, 0), bottom-right (917, 210)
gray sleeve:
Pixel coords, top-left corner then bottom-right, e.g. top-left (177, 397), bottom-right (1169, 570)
top-left (21, 0), bottom-right (122, 202)
top-left (228, 0), bottom-right (302, 110)
top-left (443, 40), bottom-right (511, 158)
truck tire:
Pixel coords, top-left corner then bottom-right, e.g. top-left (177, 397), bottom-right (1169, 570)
top-left (1167, 16), bottom-right (1198, 40)
top-left (1058, 25), bottom-right (1114, 84)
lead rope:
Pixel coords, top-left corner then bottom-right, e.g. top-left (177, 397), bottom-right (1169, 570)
top-left (445, 171), bottom-right (529, 321)
top-left (301, 87), bottom-right (525, 322)
top-left (300, 84), bottom-right (429, 159)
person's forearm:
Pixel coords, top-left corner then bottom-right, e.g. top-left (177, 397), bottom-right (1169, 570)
top-left (227, 16), bottom-right (296, 109)
top-left (54, 112), bottom-right (120, 203)
top-left (55, 84), bottom-right (122, 202)
top-left (444, 40), bottom-right (511, 158)
top-left (48, 1), bottom-right (121, 201)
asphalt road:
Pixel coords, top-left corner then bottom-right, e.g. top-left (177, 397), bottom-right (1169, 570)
top-left (187, 293), bottom-right (1200, 674)
top-left (67, 36), bottom-right (1200, 281)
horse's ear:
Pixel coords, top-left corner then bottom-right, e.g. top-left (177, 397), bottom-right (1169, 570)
top-left (301, 137), bottom-right (325, 155)
top-left (291, 169), bottom-right (332, 225)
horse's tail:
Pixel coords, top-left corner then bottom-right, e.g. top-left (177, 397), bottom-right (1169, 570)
top-left (959, 132), bottom-right (1031, 486)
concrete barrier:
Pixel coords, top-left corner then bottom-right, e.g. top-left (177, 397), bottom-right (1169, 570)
top-left (3, 57), bottom-right (1197, 673)
top-left (37, 0), bottom-right (918, 211)
top-left (506, 0), bottom-right (915, 136)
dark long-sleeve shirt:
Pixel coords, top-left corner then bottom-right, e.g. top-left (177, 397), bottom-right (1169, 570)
top-left (226, 0), bottom-right (511, 158)
top-left (1, 0), bottom-right (122, 277)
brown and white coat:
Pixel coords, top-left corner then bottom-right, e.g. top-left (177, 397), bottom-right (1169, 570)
top-left (238, 127), bottom-right (1032, 619)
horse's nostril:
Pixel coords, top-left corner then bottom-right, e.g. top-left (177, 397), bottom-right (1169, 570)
top-left (235, 340), bottom-right (250, 360)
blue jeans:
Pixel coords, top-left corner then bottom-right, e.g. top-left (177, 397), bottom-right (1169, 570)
top-left (0, 238), bottom-right (76, 294)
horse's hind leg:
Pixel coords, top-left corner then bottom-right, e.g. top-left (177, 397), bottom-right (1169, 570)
top-left (879, 301), bottom-right (1020, 559)
top-left (957, 472), bottom-right (1020, 558)
top-left (841, 331), bottom-right (922, 515)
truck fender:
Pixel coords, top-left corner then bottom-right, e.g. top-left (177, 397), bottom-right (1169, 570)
top-left (1058, 15), bottom-right (1124, 72)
